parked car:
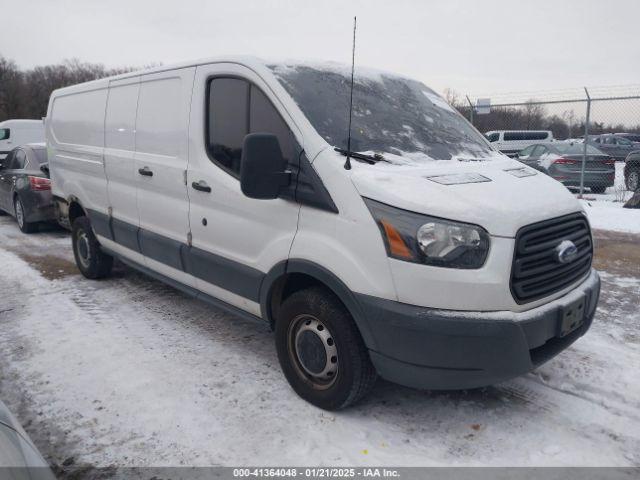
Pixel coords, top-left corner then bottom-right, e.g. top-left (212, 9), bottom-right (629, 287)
top-left (0, 119), bottom-right (45, 161)
top-left (586, 134), bottom-right (636, 161)
top-left (484, 130), bottom-right (553, 157)
top-left (516, 142), bottom-right (615, 193)
top-left (625, 150), bottom-right (640, 191)
top-left (0, 399), bottom-right (55, 478)
top-left (0, 143), bottom-right (54, 233)
top-left (47, 57), bottom-right (600, 410)
top-left (614, 132), bottom-right (640, 145)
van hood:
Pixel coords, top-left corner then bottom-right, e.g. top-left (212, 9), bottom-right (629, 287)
top-left (350, 157), bottom-right (584, 237)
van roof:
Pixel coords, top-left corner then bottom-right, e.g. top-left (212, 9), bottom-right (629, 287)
top-left (49, 55), bottom-right (278, 96)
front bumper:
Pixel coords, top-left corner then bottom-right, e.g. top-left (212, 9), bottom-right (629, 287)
top-left (357, 269), bottom-right (600, 390)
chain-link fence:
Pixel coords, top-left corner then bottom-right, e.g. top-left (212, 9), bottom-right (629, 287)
top-left (457, 85), bottom-right (640, 202)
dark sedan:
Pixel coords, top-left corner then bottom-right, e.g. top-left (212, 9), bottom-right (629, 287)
top-left (0, 143), bottom-right (55, 233)
top-left (515, 142), bottom-right (615, 193)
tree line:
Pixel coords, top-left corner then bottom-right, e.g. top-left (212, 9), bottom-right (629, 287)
top-left (444, 88), bottom-right (640, 139)
top-left (1, 53), bottom-right (639, 139)
top-left (0, 54), bottom-right (137, 122)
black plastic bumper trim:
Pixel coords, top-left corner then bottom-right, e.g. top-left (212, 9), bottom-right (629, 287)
top-left (357, 269), bottom-right (600, 390)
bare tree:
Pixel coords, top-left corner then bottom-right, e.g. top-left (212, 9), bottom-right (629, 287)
top-left (0, 53), bottom-right (139, 122)
top-left (0, 56), bottom-right (24, 120)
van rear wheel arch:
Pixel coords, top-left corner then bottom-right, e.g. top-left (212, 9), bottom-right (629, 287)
top-left (261, 260), bottom-right (378, 352)
top-left (68, 199), bottom-right (87, 226)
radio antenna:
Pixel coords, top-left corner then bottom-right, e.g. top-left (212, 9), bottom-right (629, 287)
top-left (344, 16), bottom-right (357, 170)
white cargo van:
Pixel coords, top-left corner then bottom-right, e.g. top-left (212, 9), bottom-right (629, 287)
top-left (46, 58), bottom-right (599, 409)
top-left (0, 119), bottom-right (45, 161)
top-left (485, 130), bottom-right (554, 157)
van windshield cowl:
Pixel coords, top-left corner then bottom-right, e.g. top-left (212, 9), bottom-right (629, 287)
top-left (269, 63), bottom-right (497, 165)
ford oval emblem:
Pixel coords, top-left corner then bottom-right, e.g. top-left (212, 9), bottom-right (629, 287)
top-left (555, 240), bottom-right (579, 264)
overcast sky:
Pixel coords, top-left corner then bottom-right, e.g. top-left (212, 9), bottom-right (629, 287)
top-left (2, 0), bottom-right (639, 98)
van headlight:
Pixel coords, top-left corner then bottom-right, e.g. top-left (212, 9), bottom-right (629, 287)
top-left (364, 198), bottom-right (490, 269)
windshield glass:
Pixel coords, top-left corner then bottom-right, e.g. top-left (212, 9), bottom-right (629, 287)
top-left (554, 143), bottom-right (603, 155)
top-left (268, 63), bottom-right (496, 163)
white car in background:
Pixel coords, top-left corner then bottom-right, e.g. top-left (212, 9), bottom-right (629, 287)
top-left (0, 119), bottom-right (45, 162)
top-left (485, 130), bottom-right (554, 157)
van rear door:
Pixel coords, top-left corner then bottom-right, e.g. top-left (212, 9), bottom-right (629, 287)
top-left (134, 68), bottom-right (196, 286)
top-left (186, 63), bottom-right (302, 315)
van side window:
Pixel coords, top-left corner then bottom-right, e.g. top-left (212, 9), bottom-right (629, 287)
top-left (486, 132), bottom-right (499, 142)
top-left (207, 78), bottom-right (296, 176)
top-left (504, 131), bottom-right (548, 141)
top-left (0, 128), bottom-right (9, 140)
top-left (207, 78), bottom-right (250, 175)
top-left (249, 85), bottom-right (296, 164)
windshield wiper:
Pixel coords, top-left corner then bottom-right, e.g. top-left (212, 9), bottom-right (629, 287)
top-left (334, 147), bottom-right (387, 165)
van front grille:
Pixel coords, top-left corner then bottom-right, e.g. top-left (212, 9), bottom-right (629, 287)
top-left (511, 213), bottom-right (592, 304)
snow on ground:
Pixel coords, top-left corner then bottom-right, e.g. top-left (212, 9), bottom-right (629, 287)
top-left (0, 218), bottom-right (639, 474)
top-left (581, 200), bottom-right (640, 234)
top-left (573, 161), bottom-right (640, 234)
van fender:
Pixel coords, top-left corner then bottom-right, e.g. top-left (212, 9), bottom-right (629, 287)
top-left (259, 259), bottom-right (378, 351)
top-left (60, 192), bottom-right (112, 239)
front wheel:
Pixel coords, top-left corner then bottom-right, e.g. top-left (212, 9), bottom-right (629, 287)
top-left (626, 169), bottom-right (639, 192)
top-left (275, 287), bottom-right (377, 410)
top-left (72, 216), bottom-right (113, 279)
top-left (14, 197), bottom-right (38, 233)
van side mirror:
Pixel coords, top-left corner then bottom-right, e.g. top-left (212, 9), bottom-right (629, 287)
top-left (240, 133), bottom-right (291, 200)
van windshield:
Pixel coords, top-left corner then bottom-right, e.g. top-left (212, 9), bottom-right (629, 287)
top-left (268, 63), bottom-right (496, 163)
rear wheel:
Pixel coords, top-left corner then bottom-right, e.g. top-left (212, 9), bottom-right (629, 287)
top-left (590, 186), bottom-right (606, 194)
top-left (14, 197), bottom-right (38, 233)
top-left (275, 287), bottom-right (377, 410)
top-left (626, 169), bottom-right (639, 192)
top-left (72, 216), bottom-right (113, 279)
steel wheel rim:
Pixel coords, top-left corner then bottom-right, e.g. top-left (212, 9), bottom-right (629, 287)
top-left (629, 171), bottom-right (639, 191)
top-left (76, 230), bottom-right (91, 268)
top-left (288, 314), bottom-right (338, 389)
top-left (14, 200), bottom-right (24, 228)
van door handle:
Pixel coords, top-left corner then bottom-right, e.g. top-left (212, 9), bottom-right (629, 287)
top-left (191, 180), bottom-right (211, 193)
top-left (138, 166), bottom-right (153, 177)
